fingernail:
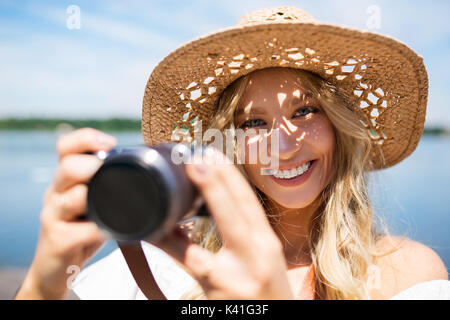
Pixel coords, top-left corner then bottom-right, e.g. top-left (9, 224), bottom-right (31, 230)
top-left (187, 161), bottom-right (210, 178)
top-left (97, 134), bottom-right (117, 147)
top-left (192, 162), bottom-right (209, 176)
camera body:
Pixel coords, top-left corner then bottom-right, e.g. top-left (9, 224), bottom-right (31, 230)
top-left (87, 143), bottom-right (206, 243)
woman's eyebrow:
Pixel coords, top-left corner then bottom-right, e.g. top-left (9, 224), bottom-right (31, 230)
top-left (235, 105), bottom-right (268, 117)
top-left (297, 90), bottom-right (315, 99)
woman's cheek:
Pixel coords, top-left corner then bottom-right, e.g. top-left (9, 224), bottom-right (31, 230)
top-left (305, 117), bottom-right (335, 151)
top-left (310, 118), bottom-right (336, 184)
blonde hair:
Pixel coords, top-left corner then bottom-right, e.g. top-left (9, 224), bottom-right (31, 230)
top-left (181, 67), bottom-right (397, 300)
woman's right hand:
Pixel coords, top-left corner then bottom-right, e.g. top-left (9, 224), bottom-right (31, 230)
top-left (15, 128), bottom-right (118, 299)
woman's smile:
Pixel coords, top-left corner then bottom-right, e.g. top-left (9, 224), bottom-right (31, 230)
top-left (269, 159), bottom-right (318, 187)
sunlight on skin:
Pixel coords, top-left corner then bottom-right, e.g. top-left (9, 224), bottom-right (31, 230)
top-left (277, 92), bottom-right (287, 107)
top-left (248, 135), bottom-right (261, 145)
top-left (282, 116), bottom-right (298, 133)
top-left (241, 78), bottom-right (317, 147)
top-left (244, 101), bottom-right (253, 114)
top-left (279, 123), bottom-right (292, 136)
top-left (234, 68), bottom-right (335, 210)
top-left (296, 131), bottom-right (306, 142)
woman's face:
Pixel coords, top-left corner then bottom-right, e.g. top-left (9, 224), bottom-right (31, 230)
top-left (234, 68), bottom-right (335, 209)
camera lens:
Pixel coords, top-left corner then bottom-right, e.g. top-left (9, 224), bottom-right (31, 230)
top-left (87, 143), bottom-right (207, 242)
top-left (88, 161), bottom-right (168, 241)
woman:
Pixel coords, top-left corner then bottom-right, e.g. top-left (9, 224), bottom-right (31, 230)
top-left (16, 6), bottom-right (448, 300)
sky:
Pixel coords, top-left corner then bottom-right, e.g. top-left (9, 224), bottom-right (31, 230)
top-left (0, 0), bottom-right (449, 127)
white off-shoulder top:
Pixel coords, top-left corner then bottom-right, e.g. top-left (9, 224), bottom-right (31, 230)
top-left (72, 241), bottom-right (450, 300)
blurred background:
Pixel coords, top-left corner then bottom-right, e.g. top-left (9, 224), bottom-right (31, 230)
top-left (0, 0), bottom-right (449, 299)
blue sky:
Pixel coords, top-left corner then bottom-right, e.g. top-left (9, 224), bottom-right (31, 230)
top-left (0, 0), bottom-right (449, 126)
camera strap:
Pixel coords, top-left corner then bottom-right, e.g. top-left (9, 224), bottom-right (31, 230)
top-left (118, 241), bottom-right (168, 300)
top-left (115, 204), bottom-right (209, 300)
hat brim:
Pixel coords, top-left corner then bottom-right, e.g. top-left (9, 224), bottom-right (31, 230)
top-left (142, 22), bottom-right (428, 170)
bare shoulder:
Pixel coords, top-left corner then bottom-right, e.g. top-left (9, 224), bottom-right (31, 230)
top-left (369, 235), bottom-right (448, 299)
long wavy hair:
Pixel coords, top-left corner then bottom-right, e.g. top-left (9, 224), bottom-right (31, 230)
top-left (180, 67), bottom-right (399, 300)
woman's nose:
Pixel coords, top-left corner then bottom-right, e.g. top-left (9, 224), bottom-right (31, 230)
top-left (268, 121), bottom-right (304, 161)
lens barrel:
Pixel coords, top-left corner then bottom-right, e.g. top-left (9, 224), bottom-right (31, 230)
top-left (87, 143), bottom-right (205, 242)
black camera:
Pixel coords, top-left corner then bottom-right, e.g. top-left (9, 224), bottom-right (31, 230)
top-left (86, 143), bottom-right (208, 243)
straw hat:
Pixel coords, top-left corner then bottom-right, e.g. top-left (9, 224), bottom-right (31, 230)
top-left (142, 6), bottom-right (428, 170)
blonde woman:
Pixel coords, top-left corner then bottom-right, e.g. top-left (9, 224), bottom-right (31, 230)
top-left (16, 7), bottom-right (449, 300)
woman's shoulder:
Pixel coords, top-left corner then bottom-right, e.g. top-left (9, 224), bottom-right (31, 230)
top-left (71, 241), bottom-right (196, 300)
top-left (370, 235), bottom-right (448, 299)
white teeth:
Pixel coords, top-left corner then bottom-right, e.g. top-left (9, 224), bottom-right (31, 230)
top-left (290, 168), bottom-right (297, 177)
top-left (272, 161), bottom-right (312, 179)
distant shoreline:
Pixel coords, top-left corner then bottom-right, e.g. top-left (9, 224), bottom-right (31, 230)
top-left (0, 118), bottom-right (449, 136)
top-left (0, 118), bottom-right (141, 131)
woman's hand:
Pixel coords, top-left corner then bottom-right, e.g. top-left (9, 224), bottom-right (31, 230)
top-left (158, 148), bottom-right (294, 299)
top-left (15, 128), bottom-right (117, 299)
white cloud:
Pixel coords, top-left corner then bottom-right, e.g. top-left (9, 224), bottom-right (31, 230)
top-left (39, 6), bottom-right (179, 53)
top-left (0, 34), bottom-right (157, 118)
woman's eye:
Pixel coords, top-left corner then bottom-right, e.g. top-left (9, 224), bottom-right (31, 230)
top-left (240, 119), bottom-right (266, 129)
top-left (293, 106), bottom-right (319, 118)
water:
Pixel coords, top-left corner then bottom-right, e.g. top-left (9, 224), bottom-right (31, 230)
top-left (0, 130), bottom-right (145, 268)
top-left (0, 131), bottom-right (449, 270)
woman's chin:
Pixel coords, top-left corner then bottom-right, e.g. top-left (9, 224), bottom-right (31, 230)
top-left (267, 194), bottom-right (317, 210)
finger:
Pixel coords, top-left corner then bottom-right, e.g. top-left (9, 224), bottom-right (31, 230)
top-left (185, 159), bottom-right (250, 249)
top-left (189, 147), bottom-right (266, 227)
top-left (155, 229), bottom-right (216, 285)
top-left (52, 184), bottom-right (88, 221)
top-left (54, 154), bottom-right (102, 193)
top-left (212, 157), bottom-right (273, 232)
top-left (64, 220), bottom-right (108, 247)
top-left (201, 148), bottom-right (272, 231)
top-left (57, 127), bottom-right (117, 159)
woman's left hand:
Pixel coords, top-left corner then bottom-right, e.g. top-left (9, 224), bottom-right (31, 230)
top-left (157, 148), bottom-right (294, 299)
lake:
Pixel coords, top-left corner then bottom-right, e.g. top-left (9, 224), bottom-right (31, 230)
top-left (0, 130), bottom-right (449, 271)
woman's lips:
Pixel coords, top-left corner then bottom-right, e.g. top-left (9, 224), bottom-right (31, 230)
top-left (269, 159), bottom-right (317, 187)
